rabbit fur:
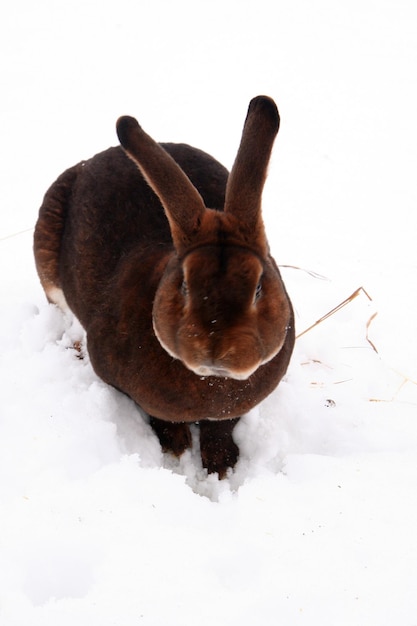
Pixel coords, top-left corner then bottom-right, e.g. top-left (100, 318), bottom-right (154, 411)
top-left (34, 95), bottom-right (295, 477)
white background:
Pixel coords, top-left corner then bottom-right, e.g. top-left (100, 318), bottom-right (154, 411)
top-left (1, 1), bottom-right (416, 624)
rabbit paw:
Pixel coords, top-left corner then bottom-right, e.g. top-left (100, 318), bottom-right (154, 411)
top-left (199, 418), bottom-right (240, 479)
top-left (149, 417), bottom-right (192, 457)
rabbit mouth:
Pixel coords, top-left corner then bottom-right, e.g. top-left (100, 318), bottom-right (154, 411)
top-left (190, 363), bottom-right (259, 381)
top-left (193, 365), bottom-right (238, 379)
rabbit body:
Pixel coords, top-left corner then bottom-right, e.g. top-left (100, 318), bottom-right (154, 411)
top-left (34, 97), bottom-right (295, 476)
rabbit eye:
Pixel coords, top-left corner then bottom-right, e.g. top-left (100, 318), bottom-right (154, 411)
top-left (254, 280), bottom-right (263, 302)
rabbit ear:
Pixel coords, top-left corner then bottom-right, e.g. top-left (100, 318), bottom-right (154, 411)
top-left (224, 96), bottom-right (280, 230)
top-left (116, 116), bottom-right (206, 251)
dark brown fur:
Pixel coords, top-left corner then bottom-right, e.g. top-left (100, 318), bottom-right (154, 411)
top-left (34, 96), bottom-right (295, 478)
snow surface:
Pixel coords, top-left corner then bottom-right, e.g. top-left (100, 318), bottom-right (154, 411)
top-left (1, 1), bottom-right (417, 624)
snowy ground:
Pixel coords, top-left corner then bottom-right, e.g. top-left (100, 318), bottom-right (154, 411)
top-left (1, 1), bottom-right (417, 624)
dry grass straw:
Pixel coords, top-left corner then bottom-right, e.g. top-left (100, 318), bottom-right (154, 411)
top-left (288, 266), bottom-right (416, 404)
top-left (296, 285), bottom-right (374, 345)
top-left (0, 227), bottom-right (33, 242)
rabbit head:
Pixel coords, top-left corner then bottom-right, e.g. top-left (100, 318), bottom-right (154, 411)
top-left (116, 96), bottom-right (292, 381)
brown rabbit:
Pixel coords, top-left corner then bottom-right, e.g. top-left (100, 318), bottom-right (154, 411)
top-left (34, 96), bottom-right (295, 478)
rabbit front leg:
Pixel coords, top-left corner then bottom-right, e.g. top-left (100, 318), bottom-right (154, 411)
top-left (199, 418), bottom-right (240, 478)
top-left (149, 417), bottom-right (192, 457)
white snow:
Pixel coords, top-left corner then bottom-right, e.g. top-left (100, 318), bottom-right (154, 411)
top-left (1, 0), bottom-right (417, 624)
